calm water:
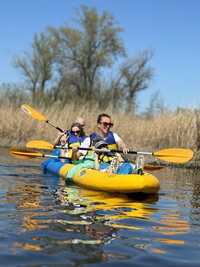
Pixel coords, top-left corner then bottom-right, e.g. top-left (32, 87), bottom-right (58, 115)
top-left (0, 148), bottom-right (200, 267)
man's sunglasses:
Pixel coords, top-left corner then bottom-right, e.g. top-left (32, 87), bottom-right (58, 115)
top-left (100, 122), bottom-right (114, 127)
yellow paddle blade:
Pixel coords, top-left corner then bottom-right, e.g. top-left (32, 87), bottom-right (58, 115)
top-left (153, 148), bottom-right (193, 163)
top-left (26, 140), bottom-right (54, 150)
top-left (21, 104), bottom-right (47, 122)
top-left (10, 148), bottom-right (43, 159)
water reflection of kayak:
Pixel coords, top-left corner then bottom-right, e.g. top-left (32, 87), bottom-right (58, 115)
top-left (42, 159), bottom-right (160, 194)
top-left (65, 187), bottom-right (159, 218)
top-left (58, 187), bottom-right (159, 232)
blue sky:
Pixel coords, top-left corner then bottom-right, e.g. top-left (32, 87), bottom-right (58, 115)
top-left (1, 0), bottom-right (200, 110)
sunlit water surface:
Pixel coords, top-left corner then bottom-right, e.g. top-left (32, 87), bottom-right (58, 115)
top-left (0, 148), bottom-right (200, 266)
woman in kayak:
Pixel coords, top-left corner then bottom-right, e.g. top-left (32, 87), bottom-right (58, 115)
top-left (92, 113), bottom-right (128, 153)
top-left (75, 117), bottom-right (86, 136)
top-left (77, 113), bottom-right (128, 157)
top-left (53, 122), bottom-right (87, 162)
top-left (54, 117), bottom-right (86, 146)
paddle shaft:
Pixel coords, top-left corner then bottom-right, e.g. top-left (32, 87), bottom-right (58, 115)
top-left (79, 148), bottom-right (153, 155)
top-left (33, 153), bottom-right (71, 160)
top-left (55, 145), bottom-right (152, 155)
top-left (46, 120), bottom-right (64, 133)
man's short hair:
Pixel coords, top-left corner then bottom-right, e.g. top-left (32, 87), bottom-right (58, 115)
top-left (97, 113), bottom-right (111, 124)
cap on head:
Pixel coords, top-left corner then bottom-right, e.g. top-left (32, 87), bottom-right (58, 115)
top-left (75, 117), bottom-right (85, 127)
top-left (93, 138), bottom-right (108, 149)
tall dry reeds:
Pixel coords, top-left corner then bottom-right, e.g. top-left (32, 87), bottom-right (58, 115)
top-left (0, 103), bottom-right (197, 153)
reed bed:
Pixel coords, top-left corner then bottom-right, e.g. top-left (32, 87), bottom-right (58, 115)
top-left (0, 103), bottom-right (197, 153)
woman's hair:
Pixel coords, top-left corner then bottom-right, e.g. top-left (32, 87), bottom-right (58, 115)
top-left (70, 122), bottom-right (82, 131)
top-left (70, 122), bottom-right (86, 136)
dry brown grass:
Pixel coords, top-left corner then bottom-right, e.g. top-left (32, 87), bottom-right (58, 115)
top-left (0, 103), bottom-right (197, 153)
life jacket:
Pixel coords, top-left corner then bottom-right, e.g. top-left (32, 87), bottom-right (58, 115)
top-left (66, 131), bottom-right (86, 158)
top-left (89, 131), bottom-right (118, 163)
top-left (90, 132), bottom-right (118, 149)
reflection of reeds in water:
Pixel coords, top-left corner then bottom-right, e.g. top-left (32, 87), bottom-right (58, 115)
top-left (14, 242), bottom-right (43, 252)
top-left (154, 213), bottom-right (190, 236)
top-left (0, 104), bottom-right (197, 152)
top-left (151, 213), bottom-right (190, 255)
top-left (6, 182), bottom-right (44, 232)
top-left (6, 183), bottom-right (41, 210)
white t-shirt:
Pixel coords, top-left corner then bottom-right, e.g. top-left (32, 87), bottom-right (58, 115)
top-left (79, 133), bottom-right (121, 156)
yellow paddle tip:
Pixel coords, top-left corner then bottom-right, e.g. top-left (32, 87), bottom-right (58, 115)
top-left (154, 148), bottom-right (194, 164)
top-left (10, 148), bottom-right (42, 159)
top-left (21, 104), bottom-right (47, 121)
top-left (26, 140), bottom-right (54, 150)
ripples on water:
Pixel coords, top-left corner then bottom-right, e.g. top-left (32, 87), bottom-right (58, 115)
top-left (0, 148), bottom-right (200, 266)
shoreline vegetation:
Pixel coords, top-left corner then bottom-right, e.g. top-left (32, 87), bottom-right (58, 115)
top-left (1, 103), bottom-right (199, 169)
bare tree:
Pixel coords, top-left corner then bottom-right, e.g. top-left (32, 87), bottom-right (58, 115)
top-left (124, 50), bottom-right (153, 113)
top-left (144, 90), bottom-right (166, 118)
top-left (14, 32), bottom-right (55, 104)
top-left (48, 5), bottom-right (125, 102)
top-left (112, 50), bottom-right (153, 113)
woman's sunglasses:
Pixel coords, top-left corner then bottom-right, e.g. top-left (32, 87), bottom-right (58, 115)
top-left (71, 130), bottom-right (81, 134)
top-left (100, 122), bottom-right (113, 127)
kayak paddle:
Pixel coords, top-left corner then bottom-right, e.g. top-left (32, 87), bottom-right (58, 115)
top-left (10, 148), bottom-right (70, 160)
top-left (21, 104), bottom-right (64, 132)
top-left (10, 148), bottom-right (164, 171)
top-left (26, 139), bottom-right (193, 164)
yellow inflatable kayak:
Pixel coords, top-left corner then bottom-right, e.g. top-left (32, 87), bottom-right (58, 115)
top-left (42, 160), bottom-right (160, 194)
